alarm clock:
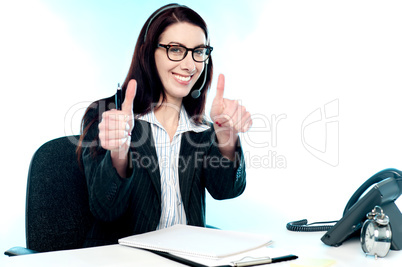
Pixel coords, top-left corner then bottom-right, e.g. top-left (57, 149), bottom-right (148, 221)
top-left (360, 206), bottom-right (392, 258)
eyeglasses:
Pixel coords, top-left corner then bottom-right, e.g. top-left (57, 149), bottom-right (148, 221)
top-left (157, 44), bottom-right (213, 63)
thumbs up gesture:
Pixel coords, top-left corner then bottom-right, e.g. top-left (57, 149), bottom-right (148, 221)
top-left (210, 74), bottom-right (252, 136)
top-left (98, 79), bottom-right (137, 154)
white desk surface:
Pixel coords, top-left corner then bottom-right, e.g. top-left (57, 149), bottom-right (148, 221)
top-left (2, 229), bottom-right (401, 267)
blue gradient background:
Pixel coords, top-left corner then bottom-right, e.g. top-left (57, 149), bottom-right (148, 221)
top-left (1, 0), bottom-right (402, 254)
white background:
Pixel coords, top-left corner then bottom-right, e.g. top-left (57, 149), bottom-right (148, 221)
top-left (1, 0), bottom-right (402, 259)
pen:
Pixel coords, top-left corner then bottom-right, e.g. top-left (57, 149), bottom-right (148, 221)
top-left (150, 249), bottom-right (298, 267)
top-left (234, 254), bottom-right (298, 267)
top-left (115, 83), bottom-right (122, 110)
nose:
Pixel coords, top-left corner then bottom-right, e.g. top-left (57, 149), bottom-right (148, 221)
top-left (180, 52), bottom-right (196, 73)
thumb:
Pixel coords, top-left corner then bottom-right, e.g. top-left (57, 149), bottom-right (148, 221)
top-left (122, 79), bottom-right (137, 113)
top-left (215, 74), bottom-right (225, 101)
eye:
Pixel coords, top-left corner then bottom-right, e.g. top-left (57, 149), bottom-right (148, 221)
top-left (194, 48), bottom-right (206, 56)
top-left (169, 46), bottom-right (185, 54)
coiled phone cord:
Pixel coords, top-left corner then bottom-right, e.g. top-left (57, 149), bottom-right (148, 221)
top-left (286, 219), bottom-right (338, 232)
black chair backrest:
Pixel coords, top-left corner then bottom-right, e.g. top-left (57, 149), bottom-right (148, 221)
top-left (26, 135), bottom-right (93, 252)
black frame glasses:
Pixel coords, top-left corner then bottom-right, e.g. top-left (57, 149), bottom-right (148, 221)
top-left (157, 44), bottom-right (213, 63)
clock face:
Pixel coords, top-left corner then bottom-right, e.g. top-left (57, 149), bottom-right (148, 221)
top-left (363, 222), bottom-right (375, 253)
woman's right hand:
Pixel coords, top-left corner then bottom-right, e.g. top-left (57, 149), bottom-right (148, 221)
top-left (98, 79), bottom-right (137, 176)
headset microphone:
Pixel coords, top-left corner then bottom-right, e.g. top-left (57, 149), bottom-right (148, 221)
top-left (191, 59), bottom-right (209, 99)
top-left (191, 89), bottom-right (201, 99)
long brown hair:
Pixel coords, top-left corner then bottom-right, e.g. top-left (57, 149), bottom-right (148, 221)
top-left (77, 4), bottom-right (213, 158)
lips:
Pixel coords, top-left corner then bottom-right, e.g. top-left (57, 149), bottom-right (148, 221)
top-left (173, 73), bottom-right (192, 84)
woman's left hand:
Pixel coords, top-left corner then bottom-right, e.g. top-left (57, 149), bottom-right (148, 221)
top-left (209, 74), bottom-right (252, 160)
top-left (210, 74), bottom-right (252, 136)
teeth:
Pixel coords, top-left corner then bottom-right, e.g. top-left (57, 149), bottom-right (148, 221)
top-left (174, 74), bottom-right (191, 82)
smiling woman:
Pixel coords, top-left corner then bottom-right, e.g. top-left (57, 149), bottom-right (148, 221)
top-left (76, 3), bottom-right (251, 248)
top-left (155, 22), bottom-right (208, 102)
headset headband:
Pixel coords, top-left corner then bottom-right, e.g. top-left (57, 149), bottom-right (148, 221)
top-left (143, 4), bottom-right (186, 42)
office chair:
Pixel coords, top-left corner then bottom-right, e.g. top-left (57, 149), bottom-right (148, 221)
top-left (5, 135), bottom-right (94, 256)
top-left (5, 135), bottom-right (220, 257)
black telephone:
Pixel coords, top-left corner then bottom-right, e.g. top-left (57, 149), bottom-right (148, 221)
top-left (288, 168), bottom-right (402, 250)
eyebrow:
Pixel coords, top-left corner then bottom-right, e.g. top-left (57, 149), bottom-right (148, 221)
top-left (167, 41), bottom-right (207, 47)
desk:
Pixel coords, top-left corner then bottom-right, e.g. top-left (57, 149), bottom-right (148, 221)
top-left (1, 245), bottom-right (187, 267)
top-left (2, 230), bottom-right (401, 267)
top-left (269, 229), bottom-right (401, 267)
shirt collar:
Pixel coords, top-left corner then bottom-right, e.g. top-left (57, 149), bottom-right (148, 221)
top-left (136, 106), bottom-right (210, 134)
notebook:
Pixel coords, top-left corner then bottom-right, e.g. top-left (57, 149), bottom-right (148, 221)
top-left (118, 224), bottom-right (272, 260)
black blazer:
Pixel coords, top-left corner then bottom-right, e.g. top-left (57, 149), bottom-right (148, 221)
top-left (81, 98), bottom-right (246, 247)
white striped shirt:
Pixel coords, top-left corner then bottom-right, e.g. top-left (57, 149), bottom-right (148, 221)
top-left (137, 106), bottom-right (210, 229)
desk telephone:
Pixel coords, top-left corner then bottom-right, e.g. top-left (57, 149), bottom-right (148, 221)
top-left (287, 168), bottom-right (402, 253)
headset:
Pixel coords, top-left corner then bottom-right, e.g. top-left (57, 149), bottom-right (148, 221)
top-left (144, 4), bottom-right (210, 99)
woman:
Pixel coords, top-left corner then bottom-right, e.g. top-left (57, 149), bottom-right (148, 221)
top-left (78, 3), bottom-right (252, 247)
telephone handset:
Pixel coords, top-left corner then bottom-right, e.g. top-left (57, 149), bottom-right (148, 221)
top-left (320, 168), bottom-right (402, 250)
top-left (287, 168), bottom-right (402, 250)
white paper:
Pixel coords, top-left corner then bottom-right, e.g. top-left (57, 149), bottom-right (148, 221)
top-left (118, 225), bottom-right (272, 260)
